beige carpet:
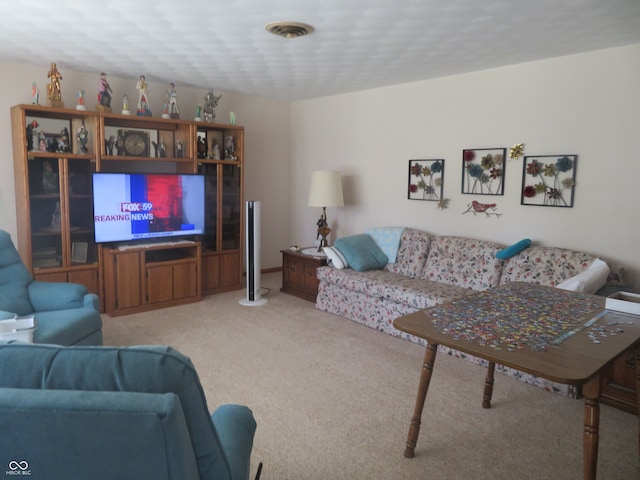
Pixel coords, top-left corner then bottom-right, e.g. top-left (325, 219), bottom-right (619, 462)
top-left (101, 273), bottom-right (637, 480)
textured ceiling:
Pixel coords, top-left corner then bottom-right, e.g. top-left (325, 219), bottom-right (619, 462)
top-left (0, 0), bottom-right (638, 101)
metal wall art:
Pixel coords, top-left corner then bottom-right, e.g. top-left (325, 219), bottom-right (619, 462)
top-left (521, 155), bottom-right (577, 207)
top-left (408, 159), bottom-right (444, 201)
top-left (461, 147), bottom-right (506, 195)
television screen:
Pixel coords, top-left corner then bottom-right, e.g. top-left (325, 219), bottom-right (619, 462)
top-left (92, 172), bottom-right (205, 244)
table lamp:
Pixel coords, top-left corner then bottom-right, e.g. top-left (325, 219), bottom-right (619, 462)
top-left (308, 170), bottom-right (344, 252)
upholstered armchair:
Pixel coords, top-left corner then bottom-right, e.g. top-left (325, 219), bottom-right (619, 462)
top-left (0, 229), bottom-right (102, 345)
top-left (0, 342), bottom-right (257, 480)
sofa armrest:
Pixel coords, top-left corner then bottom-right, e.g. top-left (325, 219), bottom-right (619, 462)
top-left (27, 281), bottom-right (87, 312)
top-left (212, 404), bottom-right (257, 480)
top-left (83, 293), bottom-right (100, 312)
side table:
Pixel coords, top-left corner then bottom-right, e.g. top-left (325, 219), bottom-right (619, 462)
top-left (281, 248), bottom-right (327, 302)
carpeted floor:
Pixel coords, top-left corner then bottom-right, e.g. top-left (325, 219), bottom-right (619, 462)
top-left (101, 273), bottom-right (637, 480)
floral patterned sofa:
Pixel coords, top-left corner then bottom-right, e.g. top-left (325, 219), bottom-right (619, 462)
top-left (315, 228), bottom-right (627, 397)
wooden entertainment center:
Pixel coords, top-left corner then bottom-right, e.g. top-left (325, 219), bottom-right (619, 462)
top-left (11, 104), bottom-right (244, 315)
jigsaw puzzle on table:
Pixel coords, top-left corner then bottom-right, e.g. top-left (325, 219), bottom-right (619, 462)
top-left (428, 282), bottom-right (603, 351)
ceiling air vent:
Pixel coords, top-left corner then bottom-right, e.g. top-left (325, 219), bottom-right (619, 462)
top-left (265, 21), bottom-right (315, 38)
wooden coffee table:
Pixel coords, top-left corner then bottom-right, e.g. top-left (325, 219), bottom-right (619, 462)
top-left (393, 282), bottom-right (640, 480)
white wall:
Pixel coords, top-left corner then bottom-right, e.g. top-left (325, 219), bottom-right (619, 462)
top-left (0, 63), bottom-right (290, 270)
top-left (289, 44), bottom-right (640, 288)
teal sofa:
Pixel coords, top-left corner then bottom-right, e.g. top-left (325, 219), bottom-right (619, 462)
top-left (0, 230), bottom-right (102, 345)
top-left (0, 342), bottom-right (257, 480)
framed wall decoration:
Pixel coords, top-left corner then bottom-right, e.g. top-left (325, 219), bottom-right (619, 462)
top-left (461, 147), bottom-right (506, 195)
top-left (408, 159), bottom-right (444, 201)
top-left (521, 155), bottom-right (577, 207)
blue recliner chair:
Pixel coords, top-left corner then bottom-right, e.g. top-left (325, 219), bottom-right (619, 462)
top-left (0, 230), bottom-right (102, 345)
top-left (0, 342), bottom-right (257, 480)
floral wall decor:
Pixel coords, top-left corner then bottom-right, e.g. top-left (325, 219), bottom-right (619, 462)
top-left (521, 155), bottom-right (577, 207)
top-left (461, 147), bottom-right (506, 195)
top-left (408, 159), bottom-right (444, 201)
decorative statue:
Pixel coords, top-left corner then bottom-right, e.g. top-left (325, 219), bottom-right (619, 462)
top-left (26, 120), bottom-right (39, 151)
top-left (97, 72), bottom-right (113, 111)
top-left (167, 82), bottom-right (179, 118)
top-left (203, 89), bottom-right (221, 122)
top-left (106, 135), bottom-right (115, 155)
top-left (76, 124), bottom-right (89, 154)
top-left (224, 135), bottom-right (236, 160)
top-left (76, 89), bottom-right (86, 110)
top-left (47, 62), bottom-right (63, 107)
top-left (121, 94), bottom-right (130, 115)
top-left (136, 75), bottom-right (152, 116)
top-left (194, 105), bottom-right (202, 121)
top-left (229, 109), bottom-right (236, 125)
top-left (31, 82), bottom-right (39, 105)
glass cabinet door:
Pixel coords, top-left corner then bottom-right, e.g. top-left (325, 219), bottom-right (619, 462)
top-left (221, 164), bottom-right (241, 250)
top-left (68, 158), bottom-right (97, 266)
top-left (199, 162), bottom-right (218, 251)
top-left (28, 156), bottom-right (63, 269)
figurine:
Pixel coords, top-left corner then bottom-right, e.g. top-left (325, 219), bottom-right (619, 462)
top-left (229, 109), bottom-right (236, 125)
top-left (50, 201), bottom-right (61, 230)
top-left (42, 161), bottom-right (58, 194)
top-left (167, 83), bottom-right (179, 118)
top-left (121, 94), bottom-right (130, 115)
top-left (26, 120), bottom-right (39, 151)
top-left (136, 75), bottom-right (152, 116)
top-left (212, 142), bottom-right (221, 160)
top-left (115, 135), bottom-right (125, 155)
top-left (151, 141), bottom-right (159, 158)
top-left (31, 82), bottom-right (39, 105)
top-left (106, 135), bottom-right (115, 155)
top-left (194, 105), bottom-right (202, 121)
top-left (38, 131), bottom-right (47, 152)
top-left (159, 140), bottom-right (166, 158)
top-left (203, 89), bottom-right (221, 122)
top-left (76, 124), bottom-right (89, 154)
top-left (47, 62), bottom-right (63, 107)
top-left (57, 127), bottom-right (70, 153)
top-left (162, 102), bottom-right (170, 119)
top-left (197, 136), bottom-right (207, 159)
top-left (224, 135), bottom-right (236, 160)
top-left (96, 72), bottom-right (113, 112)
top-left (176, 140), bottom-right (183, 158)
top-left (76, 89), bottom-right (86, 110)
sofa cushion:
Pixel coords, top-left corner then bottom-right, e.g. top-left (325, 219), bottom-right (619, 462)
top-left (323, 246), bottom-right (349, 269)
top-left (556, 258), bottom-right (610, 294)
top-left (0, 343), bottom-right (234, 480)
top-left (366, 227), bottom-right (405, 263)
top-left (385, 228), bottom-right (432, 278)
top-left (316, 266), bottom-right (471, 310)
top-left (334, 234), bottom-right (388, 272)
top-left (499, 246), bottom-right (599, 287)
top-left (420, 236), bottom-right (505, 290)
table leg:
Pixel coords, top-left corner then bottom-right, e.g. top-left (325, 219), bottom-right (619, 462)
top-left (482, 362), bottom-right (495, 409)
top-left (581, 375), bottom-right (602, 480)
top-left (404, 342), bottom-right (439, 459)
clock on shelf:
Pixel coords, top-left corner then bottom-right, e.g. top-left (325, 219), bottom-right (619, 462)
top-left (119, 129), bottom-right (150, 157)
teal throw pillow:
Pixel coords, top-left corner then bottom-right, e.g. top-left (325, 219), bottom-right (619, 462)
top-left (496, 238), bottom-right (532, 259)
top-left (334, 234), bottom-right (389, 272)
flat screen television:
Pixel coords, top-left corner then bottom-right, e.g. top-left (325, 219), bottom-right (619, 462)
top-left (92, 172), bottom-right (205, 244)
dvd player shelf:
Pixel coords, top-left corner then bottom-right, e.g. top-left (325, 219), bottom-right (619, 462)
top-left (11, 104), bottom-right (245, 313)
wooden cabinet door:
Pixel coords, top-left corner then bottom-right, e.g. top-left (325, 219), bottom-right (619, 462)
top-left (173, 262), bottom-right (198, 299)
top-left (147, 265), bottom-right (174, 304)
top-left (114, 252), bottom-right (143, 309)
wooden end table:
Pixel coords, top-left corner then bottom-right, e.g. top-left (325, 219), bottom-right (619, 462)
top-left (280, 248), bottom-right (327, 302)
top-left (393, 282), bottom-right (640, 480)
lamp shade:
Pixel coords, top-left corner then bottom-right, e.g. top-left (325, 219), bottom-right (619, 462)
top-left (307, 171), bottom-right (344, 207)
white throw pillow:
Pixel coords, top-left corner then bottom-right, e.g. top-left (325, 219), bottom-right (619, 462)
top-left (323, 246), bottom-right (349, 269)
top-left (556, 259), bottom-right (610, 294)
